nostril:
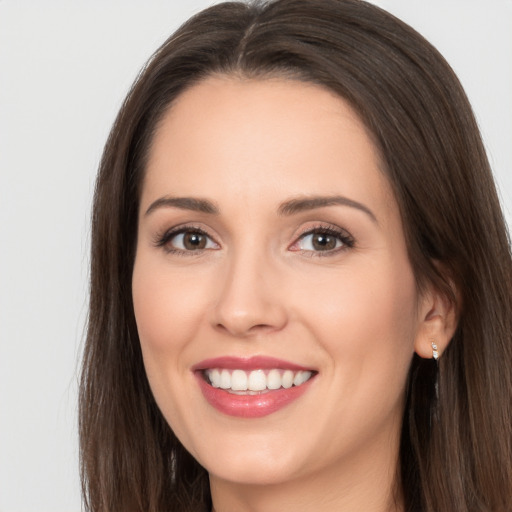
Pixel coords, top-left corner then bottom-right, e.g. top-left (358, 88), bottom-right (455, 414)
top-left (214, 321), bottom-right (282, 337)
top-left (252, 324), bottom-right (273, 330)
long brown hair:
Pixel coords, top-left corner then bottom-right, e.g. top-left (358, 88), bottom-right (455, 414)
top-left (80, 1), bottom-right (512, 510)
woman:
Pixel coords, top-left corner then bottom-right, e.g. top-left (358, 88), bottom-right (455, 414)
top-left (79, 0), bottom-right (512, 511)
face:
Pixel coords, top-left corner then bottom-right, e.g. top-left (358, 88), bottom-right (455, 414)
top-left (132, 77), bottom-right (428, 487)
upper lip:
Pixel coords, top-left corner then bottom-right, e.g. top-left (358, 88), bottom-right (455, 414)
top-left (191, 355), bottom-right (314, 372)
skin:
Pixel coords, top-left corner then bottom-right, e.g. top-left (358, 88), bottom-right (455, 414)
top-left (132, 77), bottom-right (456, 512)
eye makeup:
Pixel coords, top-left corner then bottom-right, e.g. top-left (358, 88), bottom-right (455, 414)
top-left (153, 224), bottom-right (220, 255)
top-left (289, 223), bottom-right (355, 257)
top-left (152, 220), bottom-right (355, 258)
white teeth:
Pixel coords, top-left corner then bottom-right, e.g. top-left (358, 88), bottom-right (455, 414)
top-left (293, 371), bottom-right (310, 386)
top-left (248, 369), bottom-right (267, 391)
top-left (205, 368), bottom-right (313, 392)
top-left (267, 369), bottom-right (282, 390)
top-left (210, 368), bottom-right (221, 388)
top-left (282, 370), bottom-right (294, 389)
top-left (220, 369), bottom-right (231, 389)
top-left (231, 370), bottom-right (248, 391)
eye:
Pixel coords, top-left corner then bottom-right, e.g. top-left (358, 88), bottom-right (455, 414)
top-left (156, 227), bottom-right (219, 253)
top-left (298, 232), bottom-right (342, 251)
top-left (290, 226), bottom-right (354, 254)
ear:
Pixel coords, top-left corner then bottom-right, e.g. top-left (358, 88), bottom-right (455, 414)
top-left (414, 281), bottom-right (459, 360)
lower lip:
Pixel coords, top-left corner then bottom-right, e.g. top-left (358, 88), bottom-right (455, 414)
top-left (195, 373), bottom-right (314, 418)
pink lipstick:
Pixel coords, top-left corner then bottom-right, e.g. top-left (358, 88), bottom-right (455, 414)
top-left (193, 356), bottom-right (316, 418)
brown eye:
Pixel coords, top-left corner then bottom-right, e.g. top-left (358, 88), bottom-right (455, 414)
top-left (298, 231), bottom-right (343, 252)
top-left (182, 231), bottom-right (207, 250)
top-left (290, 227), bottom-right (354, 255)
top-left (311, 233), bottom-right (337, 251)
top-left (162, 229), bottom-right (219, 253)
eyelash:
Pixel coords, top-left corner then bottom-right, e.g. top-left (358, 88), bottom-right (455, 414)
top-left (154, 225), bottom-right (217, 256)
top-left (290, 224), bottom-right (355, 257)
top-left (154, 223), bottom-right (355, 256)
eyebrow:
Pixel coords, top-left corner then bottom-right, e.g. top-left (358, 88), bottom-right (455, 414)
top-left (144, 194), bottom-right (377, 223)
top-left (145, 196), bottom-right (219, 216)
top-left (278, 195), bottom-right (377, 223)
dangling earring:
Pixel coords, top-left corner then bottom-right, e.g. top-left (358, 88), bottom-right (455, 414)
top-left (431, 341), bottom-right (440, 402)
top-left (431, 341), bottom-right (439, 361)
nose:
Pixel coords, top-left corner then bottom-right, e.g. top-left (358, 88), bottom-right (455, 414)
top-left (211, 249), bottom-right (288, 338)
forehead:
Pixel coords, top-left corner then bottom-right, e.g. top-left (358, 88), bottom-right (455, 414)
top-left (142, 76), bottom-right (395, 220)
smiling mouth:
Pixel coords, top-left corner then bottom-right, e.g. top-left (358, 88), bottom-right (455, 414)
top-left (202, 368), bottom-right (315, 394)
top-left (193, 356), bottom-right (317, 417)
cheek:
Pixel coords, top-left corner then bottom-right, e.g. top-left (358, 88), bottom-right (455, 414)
top-left (299, 256), bottom-right (417, 333)
top-left (131, 253), bottom-right (213, 422)
top-left (282, 261), bottom-right (419, 461)
top-left (132, 255), bottom-right (209, 355)
top-left (131, 253), bottom-right (214, 443)
top-left (295, 258), bottom-right (418, 399)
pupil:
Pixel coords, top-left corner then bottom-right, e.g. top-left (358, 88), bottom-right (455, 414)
top-left (183, 232), bottom-right (206, 250)
top-left (312, 234), bottom-right (336, 251)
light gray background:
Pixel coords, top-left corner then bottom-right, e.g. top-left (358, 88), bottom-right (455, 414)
top-left (0, 1), bottom-right (510, 511)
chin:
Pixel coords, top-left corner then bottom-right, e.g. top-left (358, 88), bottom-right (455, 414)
top-left (204, 457), bottom-right (305, 486)
top-left (190, 434), bottom-right (311, 486)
